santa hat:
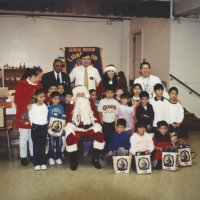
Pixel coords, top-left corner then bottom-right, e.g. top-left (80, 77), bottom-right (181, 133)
top-left (72, 85), bottom-right (90, 99)
top-left (104, 64), bottom-right (117, 73)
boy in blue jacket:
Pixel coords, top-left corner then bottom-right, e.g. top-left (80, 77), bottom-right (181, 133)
top-left (48, 91), bottom-right (65, 165)
top-left (105, 118), bottom-right (131, 159)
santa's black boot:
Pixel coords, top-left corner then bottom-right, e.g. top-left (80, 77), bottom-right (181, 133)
top-left (69, 151), bottom-right (78, 171)
top-left (91, 149), bottom-right (102, 169)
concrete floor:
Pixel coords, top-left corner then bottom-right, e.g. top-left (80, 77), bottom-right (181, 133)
top-left (0, 131), bottom-right (200, 200)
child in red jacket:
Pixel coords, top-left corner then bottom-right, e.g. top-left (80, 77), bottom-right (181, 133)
top-left (153, 120), bottom-right (172, 170)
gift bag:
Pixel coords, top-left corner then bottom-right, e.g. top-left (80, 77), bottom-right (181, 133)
top-left (170, 132), bottom-right (179, 147)
top-left (178, 145), bottom-right (192, 167)
top-left (48, 113), bottom-right (66, 137)
top-left (113, 150), bottom-right (132, 174)
top-left (162, 147), bottom-right (179, 171)
top-left (135, 152), bottom-right (152, 174)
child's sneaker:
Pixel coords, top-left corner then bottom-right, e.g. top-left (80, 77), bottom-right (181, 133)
top-left (49, 158), bottom-right (55, 165)
top-left (55, 159), bottom-right (62, 165)
top-left (41, 165), bottom-right (47, 170)
top-left (34, 165), bottom-right (41, 171)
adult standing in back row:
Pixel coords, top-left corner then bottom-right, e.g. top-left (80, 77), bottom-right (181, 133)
top-left (69, 53), bottom-right (101, 90)
top-left (41, 59), bottom-right (72, 94)
top-left (14, 67), bottom-right (43, 166)
top-left (134, 61), bottom-right (168, 99)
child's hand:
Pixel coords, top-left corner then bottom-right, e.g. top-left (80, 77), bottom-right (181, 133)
top-left (63, 123), bottom-right (66, 127)
top-left (107, 151), bottom-right (113, 157)
top-left (27, 104), bottom-right (32, 110)
top-left (172, 122), bottom-right (178, 128)
top-left (158, 147), bottom-right (162, 152)
top-left (145, 150), bottom-right (150, 154)
top-left (146, 125), bottom-right (151, 131)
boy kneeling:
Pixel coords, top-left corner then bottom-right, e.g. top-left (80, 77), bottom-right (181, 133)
top-left (105, 118), bottom-right (131, 160)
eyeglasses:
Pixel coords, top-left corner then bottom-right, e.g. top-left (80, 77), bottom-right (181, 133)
top-left (54, 65), bottom-right (63, 67)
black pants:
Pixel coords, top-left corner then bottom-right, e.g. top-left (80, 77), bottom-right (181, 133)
top-left (102, 122), bottom-right (115, 156)
top-left (31, 123), bottom-right (48, 166)
top-left (154, 160), bottom-right (162, 170)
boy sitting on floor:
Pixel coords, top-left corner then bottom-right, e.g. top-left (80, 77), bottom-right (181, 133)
top-left (105, 118), bottom-right (131, 160)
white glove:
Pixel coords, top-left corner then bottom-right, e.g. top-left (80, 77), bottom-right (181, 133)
top-left (93, 123), bottom-right (102, 133)
top-left (64, 123), bottom-right (76, 137)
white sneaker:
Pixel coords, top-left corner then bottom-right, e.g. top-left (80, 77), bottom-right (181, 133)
top-left (55, 159), bottom-right (62, 165)
top-left (41, 165), bottom-right (47, 170)
top-left (34, 165), bottom-right (41, 171)
top-left (49, 158), bottom-right (55, 165)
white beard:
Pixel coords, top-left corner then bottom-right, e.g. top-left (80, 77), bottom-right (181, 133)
top-left (72, 97), bottom-right (96, 126)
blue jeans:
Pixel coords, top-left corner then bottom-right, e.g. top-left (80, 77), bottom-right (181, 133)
top-left (49, 135), bottom-right (62, 160)
top-left (83, 140), bottom-right (92, 154)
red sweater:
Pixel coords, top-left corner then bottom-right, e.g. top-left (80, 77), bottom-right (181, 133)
top-left (14, 80), bottom-right (42, 129)
top-left (153, 136), bottom-right (172, 161)
top-left (96, 80), bottom-right (105, 99)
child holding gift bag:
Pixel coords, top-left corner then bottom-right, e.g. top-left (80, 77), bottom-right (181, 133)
top-left (130, 123), bottom-right (154, 169)
top-left (153, 121), bottom-right (172, 170)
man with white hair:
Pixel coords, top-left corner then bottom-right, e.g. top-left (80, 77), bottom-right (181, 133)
top-left (64, 85), bottom-right (105, 170)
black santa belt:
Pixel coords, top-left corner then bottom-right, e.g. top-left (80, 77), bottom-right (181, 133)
top-left (77, 124), bottom-right (93, 130)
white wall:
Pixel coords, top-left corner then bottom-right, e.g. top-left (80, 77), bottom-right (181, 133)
top-left (170, 19), bottom-right (200, 117)
top-left (0, 16), bottom-right (130, 76)
top-left (1, 16), bottom-right (199, 117)
top-left (130, 17), bottom-right (171, 84)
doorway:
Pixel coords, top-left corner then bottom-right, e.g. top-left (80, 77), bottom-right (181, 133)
top-left (133, 31), bottom-right (143, 79)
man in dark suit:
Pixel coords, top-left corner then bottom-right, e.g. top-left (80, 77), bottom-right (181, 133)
top-left (42, 59), bottom-right (72, 94)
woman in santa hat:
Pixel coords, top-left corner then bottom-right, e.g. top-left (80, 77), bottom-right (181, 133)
top-left (96, 64), bottom-right (118, 99)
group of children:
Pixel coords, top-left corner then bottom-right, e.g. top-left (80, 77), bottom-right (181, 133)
top-left (28, 83), bottom-right (72, 170)
top-left (97, 83), bottom-right (191, 170)
top-left (28, 79), bottom-right (192, 171)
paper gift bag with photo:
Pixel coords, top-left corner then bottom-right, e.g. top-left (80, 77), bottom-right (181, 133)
top-left (113, 150), bottom-right (132, 174)
top-left (178, 145), bottom-right (192, 167)
top-left (48, 113), bottom-right (66, 137)
top-left (0, 106), bottom-right (6, 128)
top-left (162, 147), bottom-right (179, 171)
top-left (135, 152), bottom-right (152, 174)
top-left (170, 132), bottom-right (179, 147)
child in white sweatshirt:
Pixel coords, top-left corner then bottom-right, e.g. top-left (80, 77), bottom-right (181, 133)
top-left (29, 89), bottom-right (48, 171)
top-left (168, 87), bottom-right (187, 142)
top-left (150, 83), bottom-right (170, 133)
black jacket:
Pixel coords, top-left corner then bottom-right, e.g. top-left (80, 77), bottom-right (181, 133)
top-left (136, 103), bottom-right (154, 126)
top-left (41, 71), bottom-right (72, 94)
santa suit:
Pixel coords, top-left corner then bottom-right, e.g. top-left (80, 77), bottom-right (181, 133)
top-left (65, 100), bottom-right (105, 153)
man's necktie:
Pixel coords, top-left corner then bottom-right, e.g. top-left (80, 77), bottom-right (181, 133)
top-left (84, 67), bottom-right (88, 88)
top-left (57, 73), bottom-right (61, 84)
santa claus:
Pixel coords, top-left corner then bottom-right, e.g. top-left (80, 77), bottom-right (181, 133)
top-left (64, 86), bottom-right (105, 170)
